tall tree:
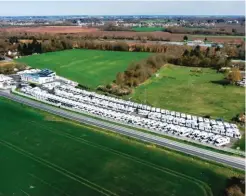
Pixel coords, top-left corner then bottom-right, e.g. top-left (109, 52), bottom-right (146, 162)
top-left (227, 68), bottom-right (242, 84)
top-left (183, 35), bottom-right (188, 42)
top-left (116, 72), bottom-right (125, 86)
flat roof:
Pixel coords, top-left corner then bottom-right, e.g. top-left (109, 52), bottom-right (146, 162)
top-left (23, 69), bottom-right (55, 78)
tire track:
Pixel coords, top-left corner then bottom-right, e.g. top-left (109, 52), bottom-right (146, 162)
top-left (0, 139), bottom-right (118, 196)
top-left (28, 173), bottom-right (71, 196)
top-left (28, 121), bottom-right (213, 196)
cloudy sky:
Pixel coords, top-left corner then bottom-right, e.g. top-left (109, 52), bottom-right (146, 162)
top-left (0, 1), bottom-right (245, 16)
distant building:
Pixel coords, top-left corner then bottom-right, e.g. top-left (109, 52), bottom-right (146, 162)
top-left (0, 74), bottom-right (15, 89)
top-left (7, 50), bottom-right (18, 57)
top-left (21, 69), bottom-right (56, 84)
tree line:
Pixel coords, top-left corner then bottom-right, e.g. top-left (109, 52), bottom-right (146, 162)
top-left (18, 38), bottom-right (42, 55)
top-left (1, 32), bottom-right (245, 60)
top-left (15, 37), bottom-right (190, 55)
top-left (98, 46), bottom-right (234, 96)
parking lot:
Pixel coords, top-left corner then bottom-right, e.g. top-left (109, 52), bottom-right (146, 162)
top-left (16, 80), bottom-right (242, 148)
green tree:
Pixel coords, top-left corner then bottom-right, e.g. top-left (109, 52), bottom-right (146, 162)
top-left (183, 35), bottom-right (188, 42)
top-left (183, 49), bottom-right (189, 56)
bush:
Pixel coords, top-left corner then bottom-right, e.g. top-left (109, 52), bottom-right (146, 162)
top-left (227, 68), bottom-right (242, 84)
top-left (224, 177), bottom-right (245, 196)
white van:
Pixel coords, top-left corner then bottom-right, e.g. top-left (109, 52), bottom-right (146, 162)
top-left (208, 135), bottom-right (222, 144)
top-left (201, 133), bottom-right (214, 143)
top-left (214, 137), bottom-right (230, 147)
top-left (179, 128), bottom-right (191, 137)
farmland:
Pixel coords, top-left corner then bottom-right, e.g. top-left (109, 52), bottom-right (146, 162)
top-left (16, 49), bottom-right (150, 88)
top-left (132, 27), bottom-right (165, 32)
top-left (0, 26), bottom-right (99, 34)
top-left (1, 25), bottom-right (243, 43)
top-left (0, 97), bottom-right (243, 196)
top-left (129, 64), bottom-right (245, 122)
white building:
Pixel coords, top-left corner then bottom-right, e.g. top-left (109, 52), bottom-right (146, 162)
top-left (21, 69), bottom-right (56, 84)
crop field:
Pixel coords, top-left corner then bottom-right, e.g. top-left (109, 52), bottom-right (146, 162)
top-left (0, 97), bottom-right (243, 196)
top-left (130, 64), bottom-right (245, 122)
top-left (0, 26), bottom-right (99, 34)
top-left (16, 49), bottom-right (150, 89)
top-left (132, 27), bottom-right (165, 32)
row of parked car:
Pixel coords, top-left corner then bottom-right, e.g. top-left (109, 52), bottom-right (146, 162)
top-left (19, 85), bottom-right (237, 147)
top-left (55, 85), bottom-right (241, 139)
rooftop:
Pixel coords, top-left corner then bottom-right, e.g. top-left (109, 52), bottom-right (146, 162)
top-left (24, 69), bottom-right (55, 78)
top-left (0, 74), bottom-right (12, 82)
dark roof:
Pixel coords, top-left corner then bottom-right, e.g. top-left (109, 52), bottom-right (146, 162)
top-left (24, 69), bottom-right (54, 78)
top-left (38, 69), bottom-right (54, 77)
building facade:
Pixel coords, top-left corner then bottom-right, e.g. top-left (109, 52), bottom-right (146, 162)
top-left (21, 69), bottom-right (56, 84)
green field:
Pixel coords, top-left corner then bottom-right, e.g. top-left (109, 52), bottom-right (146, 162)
top-left (16, 49), bottom-right (150, 89)
top-left (0, 97), bottom-right (243, 196)
top-left (132, 27), bottom-right (165, 32)
top-left (129, 64), bottom-right (245, 121)
top-left (190, 34), bottom-right (245, 38)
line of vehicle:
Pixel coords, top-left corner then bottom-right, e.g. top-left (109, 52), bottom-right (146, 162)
top-left (0, 91), bottom-right (244, 170)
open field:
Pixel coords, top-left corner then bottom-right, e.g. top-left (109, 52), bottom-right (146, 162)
top-left (0, 61), bottom-right (23, 68)
top-left (132, 27), bottom-right (165, 32)
top-left (129, 64), bottom-right (245, 122)
top-left (1, 26), bottom-right (243, 43)
top-left (0, 61), bottom-right (14, 67)
top-left (0, 26), bottom-right (99, 34)
top-left (0, 97), bottom-right (243, 196)
top-left (16, 49), bottom-right (150, 88)
top-left (190, 35), bottom-right (245, 43)
top-left (77, 31), bottom-right (243, 43)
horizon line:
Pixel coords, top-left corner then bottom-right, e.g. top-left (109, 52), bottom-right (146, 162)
top-left (0, 14), bottom-right (245, 17)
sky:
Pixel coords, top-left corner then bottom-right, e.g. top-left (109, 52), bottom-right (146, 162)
top-left (0, 1), bottom-right (245, 16)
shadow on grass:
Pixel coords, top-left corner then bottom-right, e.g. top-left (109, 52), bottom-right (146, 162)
top-left (210, 79), bottom-right (230, 86)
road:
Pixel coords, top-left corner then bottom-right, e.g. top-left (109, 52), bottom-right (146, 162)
top-left (0, 56), bottom-right (13, 62)
top-left (0, 91), bottom-right (245, 170)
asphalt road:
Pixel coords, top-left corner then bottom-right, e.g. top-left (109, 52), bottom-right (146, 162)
top-left (0, 91), bottom-right (245, 170)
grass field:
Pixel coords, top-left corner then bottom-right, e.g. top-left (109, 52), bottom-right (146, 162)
top-left (16, 49), bottom-right (150, 89)
top-left (190, 34), bottom-right (245, 38)
top-left (129, 64), bottom-right (245, 121)
top-left (0, 97), bottom-right (243, 196)
top-left (132, 27), bottom-right (165, 32)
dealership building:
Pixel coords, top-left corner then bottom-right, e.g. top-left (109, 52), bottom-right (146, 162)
top-left (21, 69), bottom-right (56, 84)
